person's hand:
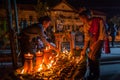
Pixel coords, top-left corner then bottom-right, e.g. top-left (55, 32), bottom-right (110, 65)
top-left (79, 54), bottom-right (84, 60)
top-left (48, 44), bottom-right (59, 53)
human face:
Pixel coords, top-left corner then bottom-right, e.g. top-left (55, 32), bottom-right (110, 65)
top-left (43, 21), bottom-right (51, 29)
top-left (79, 16), bottom-right (88, 24)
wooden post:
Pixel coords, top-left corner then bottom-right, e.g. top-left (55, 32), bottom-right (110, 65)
top-left (7, 0), bottom-right (17, 69)
top-left (13, 0), bottom-right (20, 59)
top-left (13, 0), bottom-right (19, 34)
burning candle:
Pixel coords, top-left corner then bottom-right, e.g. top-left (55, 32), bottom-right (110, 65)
top-left (35, 51), bottom-right (43, 68)
top-left (44, 46), bottom-right (50, 52)
top-left (23, 53), bottom-right (33, 74)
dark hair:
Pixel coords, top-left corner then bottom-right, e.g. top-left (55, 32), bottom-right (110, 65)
top-left (38, 16), bottom-right (51, 24)
top-left (79, 9), bottom-right (91, 17)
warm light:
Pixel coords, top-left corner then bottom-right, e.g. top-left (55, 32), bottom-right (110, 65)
top-left (50, 60), bottom-right (54, 64)
top-left (37, 50), bottom-right (41, 54)
top-left (21, 69), bottom-right (24, 74)
top-left (47, 60), bottom-right (54, 69)
top-left (38, 64), bottom-right (43, 71)
top-left (28, 53), bottom-right (31, 56)
top-left (47, 64), bottom-right (52, 69)
top-left (56, 54), bottom-right (59, 57)
top-left (49, 56), bottom-right (52, 60)
top-left (63, 47), bottom-right (69, 54)
top-left (42, 59), bottom-right (44, 63)
top-left (45, 46), bottom-right (51, 51)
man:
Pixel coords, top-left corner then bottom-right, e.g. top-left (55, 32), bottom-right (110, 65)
top-left (79, 10), bottom-right (106, 80)
top-left (19, 16), bottom-right (58, 65)
top-left (108, 21), bottom-right (117, 47)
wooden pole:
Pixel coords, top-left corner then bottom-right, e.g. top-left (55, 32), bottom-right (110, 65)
top-left (13, 0), bottom-right (20, 58)
top-left (7, 0), bottom-right (17, 69)
top-left (13, 0), bottom-right (19, 34)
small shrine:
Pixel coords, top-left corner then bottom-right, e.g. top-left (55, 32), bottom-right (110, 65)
top-left (54, 32), bottom-right (75, 54)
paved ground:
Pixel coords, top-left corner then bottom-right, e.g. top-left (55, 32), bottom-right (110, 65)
top-left (100, 64), bottom-right (120, 80)
top-left (101, 47), bottom-right (120, 64)
top-left (100, 47), bottom-right (120, 80)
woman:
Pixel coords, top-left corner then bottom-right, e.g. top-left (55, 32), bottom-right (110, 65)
top-left (79, 10), bottom-right (106, 80)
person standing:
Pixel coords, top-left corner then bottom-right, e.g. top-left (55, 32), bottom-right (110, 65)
top-left (108, 22), bottom-right (117, 47)
top-left (79, 9), bottom-right (106, 80)
top-left (19, 16), bottom-right (58, 65)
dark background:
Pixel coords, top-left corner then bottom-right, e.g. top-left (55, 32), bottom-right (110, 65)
top-left (0, 0), bottom-right (120, 17)
top-left (15, 0), bottom-right (120, 16)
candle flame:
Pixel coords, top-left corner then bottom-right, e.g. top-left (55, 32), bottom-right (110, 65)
top-left (28, 53), bottom-right (31, 56)
top-left (46, 46), bottom-right (48, 50)
top-left (21, 69), bottom-right (24, 74)
top-left (45, 46), bottom-right (50, 50)
top-left (37, 50), bottom-right (41, 54)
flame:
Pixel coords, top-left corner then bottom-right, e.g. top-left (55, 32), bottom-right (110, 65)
top-left (63, 47), bottom-right (68, 54)
top-left (48, 46), bottom-right (50, 49)
top-left (45, 46), bottom-right (51, 51)
top-left (47, 64), bottom-right (52, 69)
top-left (47, 60), bottom-right (54, 69)
top-left (49, 56), bottom-right (52, 60)
top-left (21, 69), bottom-right (24, 74)
top-left (38, 64), bottom-right (43, 71)
top-left (56, 54), bottom-right (59, 57)
top-left (37, 50), bottom-right (41, 54)
top-left (50, 60), bottom-right (54, 64)
top-left (28, 53), bottom-right (31, 56)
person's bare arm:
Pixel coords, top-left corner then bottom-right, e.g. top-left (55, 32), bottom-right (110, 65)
top-left (39, 27), bottom-right (59, 53)
top-left (81, 25), bottom-right (90, 56)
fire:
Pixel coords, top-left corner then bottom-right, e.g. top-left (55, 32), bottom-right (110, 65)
top-left (16, 50), bottom-right (85, 80)
top-left (49, 56), bottom-right (52, 60)
top-left (63, 47), bottom-right (69, 54)
top-left (28, 53), bottom-right (31, 56)
top-left (38, 64), bottom-right (43, 71)
top-left (37, 50), bottom-right (41, 54)
top-left (45, 46), bottom-right (50, 51)
top-left (21, 69), bottom-right (24, 74)
top-left (47, 60), bottom-right (54, 69)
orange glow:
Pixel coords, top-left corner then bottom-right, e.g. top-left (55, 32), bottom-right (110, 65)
top-left (38, 64), bottom-right (43, 71)
top-left (36, 51), bottom-right (43, 66)
top-left (21, 69), bottom-right (24, 74)
top-left (28, 53), bottom-right (30, 56)
top-left (23, 53), bottom-right (33, 74)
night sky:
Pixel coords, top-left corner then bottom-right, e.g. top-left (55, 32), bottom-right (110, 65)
top-left (16, 0), bottom-right (120, 16)
top-left (1, 0), bottom-right (120, 16)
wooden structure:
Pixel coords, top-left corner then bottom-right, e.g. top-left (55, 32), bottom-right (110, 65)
top-left (49, 0), bottom-right (82, 32)
top-left (54, 32), bottom-right (75, 54)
